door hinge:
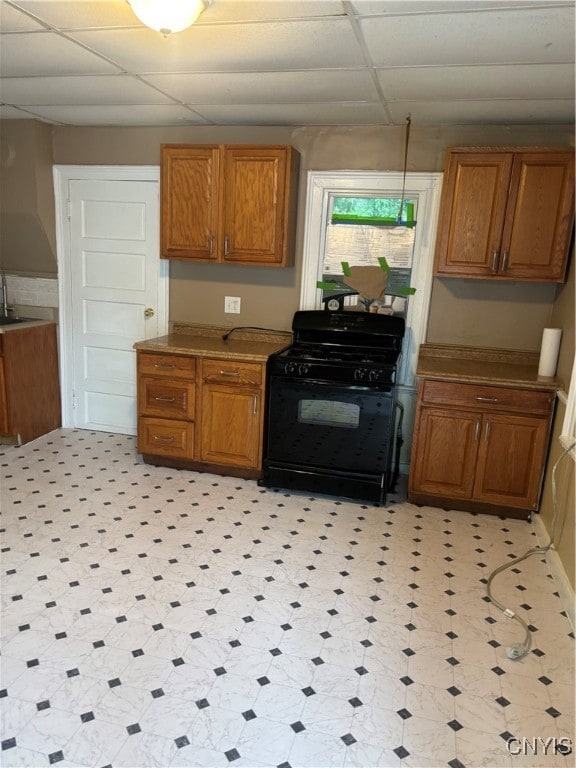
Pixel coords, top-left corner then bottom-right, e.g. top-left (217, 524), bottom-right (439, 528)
top-left (72, 391), bottom-right (77, 409)
top-left (67, 199), bottom-right (72, 220)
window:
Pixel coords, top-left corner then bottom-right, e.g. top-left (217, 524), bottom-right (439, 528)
top-left (300, 171), bottom-right (443, 387)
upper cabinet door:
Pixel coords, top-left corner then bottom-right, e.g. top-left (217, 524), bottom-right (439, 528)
top-left (502, 152), bottom-right (575, 281)
top-left (221, 146), bottom-right (296, 267)
top-left (434, 147), bottom-right (575, 282)
top-left (434, 152), bottom-right (513, 277)
top-left (161, 145), bottom-right (220, 261)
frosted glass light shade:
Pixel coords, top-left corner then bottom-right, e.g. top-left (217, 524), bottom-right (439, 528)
top-left (128, 0), bottom-right (210, 35)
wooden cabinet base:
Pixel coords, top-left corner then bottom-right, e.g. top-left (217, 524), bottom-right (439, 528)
top-left (142, 453), bottom-right (262, 481)
top-left (408, 490), bottom-right (532, 520)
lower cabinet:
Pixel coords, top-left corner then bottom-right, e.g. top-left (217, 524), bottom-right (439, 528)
top-left (137, 350), bottom-right (265, 477)
top-left (408, 379), bottom-right (554, 518)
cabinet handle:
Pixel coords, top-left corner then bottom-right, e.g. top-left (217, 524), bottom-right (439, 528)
top-left (224, 236), bottom-right (229, 255)
top-left (253, 394), bottom-right (258, 414)
top-left (474, 419), bottom-right (481, 441)
top-left (154, 363), bottom-right (175, 370)
top-left (475, 396), bottom-right (499, 403)
top-left (501, 250), bottom-right (509, 273)
top-left (484, 421), bottom-right (490, 442)
top-left (154, 396), bottom-right (176, 403)
top-left (491, 250), bottom-right (499, 274)
top-left (219, 369), bottom-right (240, 377)
top-left (208, 233), bottom-right (214, 256)
top-left (153, 435), bottom-right (174, 443)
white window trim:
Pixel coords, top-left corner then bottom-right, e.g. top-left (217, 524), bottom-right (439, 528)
top-left (559, 357), bottom-right (576, 459)
top-left (300, 171), bottom-right (443, 387)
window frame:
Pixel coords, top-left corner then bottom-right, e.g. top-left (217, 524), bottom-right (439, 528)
top-left (300, 170), bottom-right (443, 387)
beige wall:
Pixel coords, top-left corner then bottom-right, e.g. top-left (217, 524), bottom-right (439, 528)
top-left (539, 250), bottom-right (575, 591)
top-left (46, 121), bottom-right (574, 345)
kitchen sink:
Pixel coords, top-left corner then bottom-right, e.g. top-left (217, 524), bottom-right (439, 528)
top-left (0, 317), bottom-right (35, 326)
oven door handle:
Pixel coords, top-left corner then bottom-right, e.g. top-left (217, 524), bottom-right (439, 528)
top-left (270, 376), bottom-right (393, 393)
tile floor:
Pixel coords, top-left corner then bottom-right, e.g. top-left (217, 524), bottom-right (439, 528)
top-left (0, 429), bottom-right (574, 768)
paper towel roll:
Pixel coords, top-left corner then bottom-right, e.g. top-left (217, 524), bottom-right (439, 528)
top-left (538, 328), bottom-right (562, 377)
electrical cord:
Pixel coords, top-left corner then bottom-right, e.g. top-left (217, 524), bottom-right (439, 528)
top-left (222, 326), bottom-right (288, 341)
top-left (486, 439), bottom-right (575, 660)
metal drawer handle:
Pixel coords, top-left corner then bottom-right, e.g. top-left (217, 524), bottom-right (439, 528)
top-left (153, 435), bottom-right (174, 443)
top-left (476, 396), bottom-right (499, 403)
top-left (154, 363), bottom-right (175, 370)
top-left (154, 396), bottom-right (176, 403)
top-left (219, 369), bottom-right (240, 377)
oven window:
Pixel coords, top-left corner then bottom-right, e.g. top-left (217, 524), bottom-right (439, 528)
top-left (298, 399), bottom-right (360, 428)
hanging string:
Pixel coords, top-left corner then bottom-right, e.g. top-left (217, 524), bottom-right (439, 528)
top-left (397, 115), bottom-right (411, 222)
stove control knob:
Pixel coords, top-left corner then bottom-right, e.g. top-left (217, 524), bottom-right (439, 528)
top-left (284, 361), bottom-right (297, 375)
top-left (298, 364), bottom-right (311, 376)
top-left (368, 369), bottom-right (380, 382)
top-left (353, 367), bottom-right (366, 381)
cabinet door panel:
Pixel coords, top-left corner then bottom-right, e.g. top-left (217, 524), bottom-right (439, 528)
top-left (474, 414), bottom-right (549, 508)
top-left (200, 384), bottom-right (261, 468)
top-left (434, 153), bottom-right (513, 276)
top-left (410, 407), bottom-right (479, 498)
top-left (161, 145), bottom-right (219, 260)
top-left (222, 147), bottom-right (287, 265)
top-left (502, 152), bottom-right (575, 281)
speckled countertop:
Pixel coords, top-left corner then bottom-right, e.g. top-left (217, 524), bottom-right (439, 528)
top-left (416, 343), bottom-right (563, 391)
top-left (0, 319), bottom-right (55, 335)
top-left (133, 323), bottom-right (292, 362)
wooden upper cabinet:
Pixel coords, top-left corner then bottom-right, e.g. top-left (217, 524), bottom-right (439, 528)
top-left (434, 147), bottom-right (575, 282)
top-left (161, 144), bottom-right (300, 267)
top-left (161, 145), bottom-right (220, 261)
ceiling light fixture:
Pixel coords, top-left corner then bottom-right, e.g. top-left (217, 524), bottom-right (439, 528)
top-left (127, 0), bottom-right (211, 36)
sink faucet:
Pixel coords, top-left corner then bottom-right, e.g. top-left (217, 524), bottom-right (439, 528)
top-left (0, 270), bottom-right (9, 318)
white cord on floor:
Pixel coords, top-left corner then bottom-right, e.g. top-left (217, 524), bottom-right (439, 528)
top-left (485, 440), bottom-right (576, 661)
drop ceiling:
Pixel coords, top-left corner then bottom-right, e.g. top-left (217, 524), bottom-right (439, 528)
top-left (0, 0), bottom-right (574, 127)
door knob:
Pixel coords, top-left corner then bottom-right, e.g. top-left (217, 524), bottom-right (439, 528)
top-left (144, 307), bottom-right (155, 318)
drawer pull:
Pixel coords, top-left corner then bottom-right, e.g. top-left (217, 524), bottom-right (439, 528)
top-left (154, 396), bottom-right (176, 403)
top-left (153, 435), bottom-right (174, 443)
top-left (154, 363), bottom-right (175, 371)
top-left (476, 396), bottom-right (499, 403)
top-left (219, 369), bottom-right (240, 377)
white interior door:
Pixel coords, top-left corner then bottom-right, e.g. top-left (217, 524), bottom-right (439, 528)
top-left (55, 167), bottom-right (168, 435)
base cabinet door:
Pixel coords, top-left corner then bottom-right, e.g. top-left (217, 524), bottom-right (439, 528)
top-left (410, 407), bottom-right (479, 498)
top-left (474, 413), bottom-right (549, 508)
top-left (200, 383), bottom-right (261, 468)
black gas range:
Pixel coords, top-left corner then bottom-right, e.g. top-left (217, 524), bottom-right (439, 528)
top-left (259, 310), bottom-right (405, 504)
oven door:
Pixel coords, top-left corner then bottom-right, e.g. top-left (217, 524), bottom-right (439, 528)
top-left (263, 376), bottom-right (394, 475)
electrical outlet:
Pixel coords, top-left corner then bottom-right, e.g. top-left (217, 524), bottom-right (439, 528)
top-left (224, 296), bottom-right (241, 314)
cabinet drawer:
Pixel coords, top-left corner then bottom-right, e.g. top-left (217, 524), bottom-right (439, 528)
top-left (139, 378), bottom-right (195, 419)
top-left (138, 352), bottom-right (196, 380)
top-left (421, 379), bottom-right (553, 415)
top-left (138, 417), bottom-right (194, 458)
top-left (202, 359), bottom-right (263, 387)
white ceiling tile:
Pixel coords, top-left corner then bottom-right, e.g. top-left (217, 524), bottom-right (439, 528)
top-left (204, 1), bottom-right (347, 23)
top-left (144, 70), bottom-right (379, 104)
top-left (17, 104), bottom-right (209, 126)
top-left (192, 102), bottom-right (389, 125)
top-left (0, 75), bottom-right (176, 106)
top-left (70, 19), bottom-right (365, 74)
top-left (0, 32), bottom-right (121, 77)
top-left (377, 63), bottom-right (575, 101)
top-left (359, 7), bottom-right (575, 66)
top-left (350, 1), bottom-right (560, 15)
top-left (6, 1), bottom-right (140, 30)
top-left (387, 98), bottom-right (576, 124)
top-left (0, 3), bottom-right (47, 32)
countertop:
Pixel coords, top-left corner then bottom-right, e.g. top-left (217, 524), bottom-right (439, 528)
top-left (134, 323), bottom-right (292, 362)
top-left (416, 343), bottom-right (563, 391)
top-left (0, 318), bottom-right (55, 335)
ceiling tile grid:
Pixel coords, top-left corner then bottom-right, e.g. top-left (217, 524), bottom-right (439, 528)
top-left (0, 0), bottom-right (574, 126)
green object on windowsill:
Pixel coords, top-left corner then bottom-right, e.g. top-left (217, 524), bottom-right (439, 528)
top-left (331, 213), bottom-right (416, 228)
